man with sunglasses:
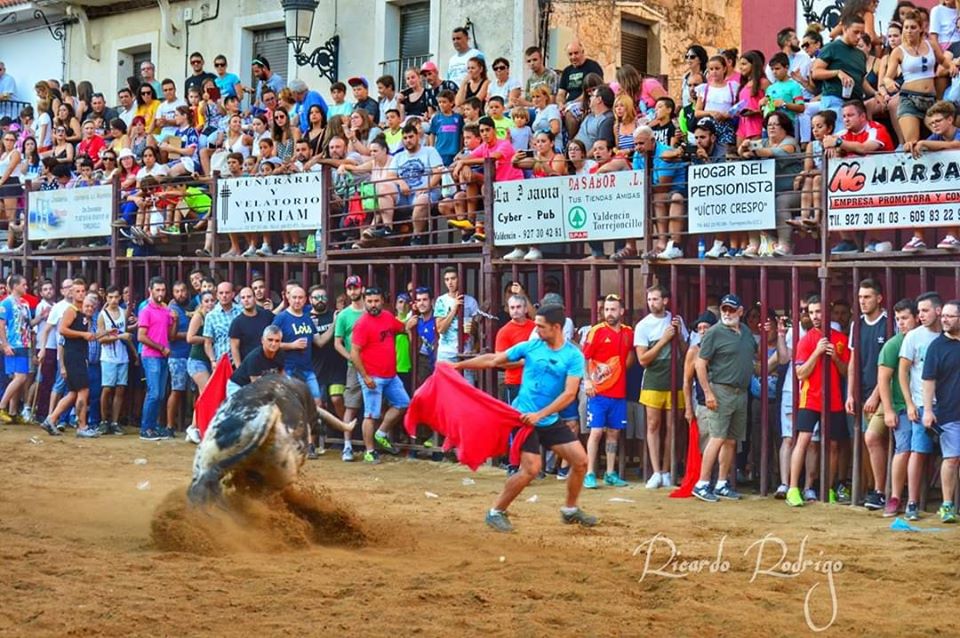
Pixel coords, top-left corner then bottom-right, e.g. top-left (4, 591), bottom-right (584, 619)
top-left (140, 61), bottom-right (162, 96)
top-left (251, 56), bottom-right (285, 110)
top-left (692, 294), bottom-right (758, 502)
top-left (184, 52), bottom-right (217, 97)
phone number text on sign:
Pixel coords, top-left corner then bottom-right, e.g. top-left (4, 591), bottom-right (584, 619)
top-left (827, 151), bottom-right (960, 230)
top-left (492, 171), bottom-right (645, 247)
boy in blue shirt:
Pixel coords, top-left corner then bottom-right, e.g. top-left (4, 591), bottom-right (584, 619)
top-left (427, 89), bottom-right (464, 166)
top-left (762, 52), bottom-right (805, 123)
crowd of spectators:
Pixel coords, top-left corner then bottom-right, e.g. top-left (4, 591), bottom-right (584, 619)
top-left (5, 7), bottom-right (960, 259)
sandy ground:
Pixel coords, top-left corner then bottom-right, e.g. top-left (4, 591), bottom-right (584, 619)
top-left (0, 424), bottom-right (957, 637)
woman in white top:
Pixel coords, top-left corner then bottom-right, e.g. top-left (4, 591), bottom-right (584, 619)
top-left (0, 131), bottom-right (23, 252)
top-left (33, 98), bottom-right (53, 152)
top-left (530, 85), bottom-right (563, 152)
top-left (488, 57), bottom-right (522, 108)
top-left (881, 10), bottom-right (943, 145)
top-left (135, 146), bottom-right (168, 184)
top-left (681, 45), bottom-right (708, 109)
top-left (694, 55), bottom-right (739, 151)
top-left (249, 115), bottom-right (271, 151)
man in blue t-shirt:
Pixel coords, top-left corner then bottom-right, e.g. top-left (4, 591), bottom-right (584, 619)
top-left (921, 299), bottom-right (960, 523)
top-left (272, 285), bottom-right (327, 458)
top-left (454, 304), bottom-right (597, 533)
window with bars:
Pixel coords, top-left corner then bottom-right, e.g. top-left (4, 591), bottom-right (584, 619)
top-left (621, 19), bottom-right (649, 74)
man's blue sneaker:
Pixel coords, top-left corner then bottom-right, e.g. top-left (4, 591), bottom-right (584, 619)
top-left (693, 484), bottom-right (718, 502)
top-left (583, 472), bottom-right (598, 489)
top-left (485, 510), bottom-right (513, 532)
top-left (604, 472), bottom-right (629, 487)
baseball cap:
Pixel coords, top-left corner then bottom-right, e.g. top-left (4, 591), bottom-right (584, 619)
top-left (345, 275), bottom-right (363, 288)
top-left (347, 76), bottom-right (368, 88)
top-left (695, 311), bottom-right (717, 327)
top-left (117, 148), bottom-right (135, 161)
top-left (420, 61), bottom-right (438, 74)
top-left (719, 294), bottom-right (742, 310)
top-left (695, 117), bottom-right (717, 134)
top-left (397, 292), bottom-right (411, 303)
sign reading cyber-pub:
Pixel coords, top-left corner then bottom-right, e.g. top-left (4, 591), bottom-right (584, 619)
top-left (493, 171), bottom-right (645, 247)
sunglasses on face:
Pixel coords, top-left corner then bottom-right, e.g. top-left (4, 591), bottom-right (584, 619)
top-left (493, 66), bottom-right (507, 71)
top-left (191, 60), bottom-right (203, 65)
top-left (214, 62), bottom-right (226, 67)
top-left (685, 54), bottom-right (698, 60)
top-left (141, 91), bottom-right (152, 96)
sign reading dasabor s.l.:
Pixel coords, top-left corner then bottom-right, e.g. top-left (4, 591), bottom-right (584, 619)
top-left (217, 173), bottom-right (324, 234)
top-left (687, 159), bottom-right (777, 233)
top-left (28, 184), bottom-right (113, 240)
top-left (827, 150), bottom-right (960, 231)
top-left (493, 170), bottom-right (645, 247)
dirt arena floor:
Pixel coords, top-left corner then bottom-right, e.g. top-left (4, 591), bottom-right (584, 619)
top-left (0, 425), bottom-right (957, 637)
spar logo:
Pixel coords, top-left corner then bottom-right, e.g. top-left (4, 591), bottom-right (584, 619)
top-left (829, 162), bottom-right (866, 193)
top-left (568, 206), bottom-right (588, 239)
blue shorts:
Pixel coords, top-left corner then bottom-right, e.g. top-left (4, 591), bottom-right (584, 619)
top-left (168, 357), bottom-right (189, 391)
top-left (893, 409), bottom-right (936, 455)
top-left (187, 358), bottom-right (211, 378)
top-left (397, 188), bottom-right (440, 210)
top-left (53, 365), bottom-right (67, 395)
top-left (359, 374), bottom-right (410, 419)
top-left (586, 395), bottom-right (627, 430)
top-left (100, 360), bottom-right (129, 387)
top-left (559, 396), bottom-right (580, 421)
top-left (287, 367), bottom-right (322, 400)
top-left (941, 421), bottom-right (960, 458)
top-left (4, 355), bottom-right (29, 375)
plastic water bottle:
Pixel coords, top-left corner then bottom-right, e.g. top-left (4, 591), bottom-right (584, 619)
top-left (315, 229), bottom-right (322, 258)
top-left (697, 237), bottom-right (705, 259)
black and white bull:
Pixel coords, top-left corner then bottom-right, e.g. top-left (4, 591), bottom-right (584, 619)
top-left (188, 375), bottom-right (350, 504)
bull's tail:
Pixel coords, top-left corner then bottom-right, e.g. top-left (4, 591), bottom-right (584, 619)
top-left (187, 406), bottom-right (280, 505)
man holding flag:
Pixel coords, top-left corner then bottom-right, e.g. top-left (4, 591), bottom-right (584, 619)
top-left (453, 304), bottom-right (597, 533)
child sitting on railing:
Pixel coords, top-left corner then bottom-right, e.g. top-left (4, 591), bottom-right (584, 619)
top-left (791, 109), bottom-right (835, 233)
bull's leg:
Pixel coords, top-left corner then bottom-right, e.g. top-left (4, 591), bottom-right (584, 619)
top-left (188, 468), bottom-right (224, 505)
top-left (317, 406), bottom-right (356, 433)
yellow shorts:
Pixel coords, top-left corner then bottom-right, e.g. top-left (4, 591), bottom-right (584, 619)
top-left (864, 408), bottom-right (888, 437)
top-left (639, 389), bottom-right (685, 410)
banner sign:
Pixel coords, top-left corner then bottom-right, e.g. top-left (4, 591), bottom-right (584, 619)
top-left (217, 173), bottom-right (324, 234)
top-left (28, 184), bottom-right (113, 240)
top-left (492, 171), bottom-right (645, 246)
top-left (687, 159), bottom-right (777, 233)
top-left (827, 151), bottom-right (960, 231)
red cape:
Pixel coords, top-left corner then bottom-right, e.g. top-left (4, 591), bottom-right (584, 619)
top-left (404, 363), bottom-right (532, 470)
top-left (195, 355), bottom-right (230, 438)
top-left (669, 418), bottom-right (702, 498)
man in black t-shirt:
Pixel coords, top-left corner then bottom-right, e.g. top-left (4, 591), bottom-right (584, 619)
top-left (230, 287), bottom-right (275, 366)
top-left (845, 279), bottom-right (888, 510)
top-left (228, 326), bottom-right (286, 395)
top-left (556, 40), bottom-right (605, 138)
top-left (309, 285), bottom-right (345, 418)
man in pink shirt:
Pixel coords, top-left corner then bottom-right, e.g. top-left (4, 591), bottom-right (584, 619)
top-left (454, 116), bottom-right (524, 182)
top-left (137, 276), bottom-right (177, 441)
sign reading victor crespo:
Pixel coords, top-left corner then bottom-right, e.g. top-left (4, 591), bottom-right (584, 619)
top-left (687, 159), bottom-right (777, 233)
top-left (493, 171), bottom-right (645, 247)
top-left (827, 150), bottom-right (960, 231)
top-left (217, 173), bottom-right (324, 234)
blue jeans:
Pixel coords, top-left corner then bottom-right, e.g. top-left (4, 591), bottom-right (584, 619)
top-left (820, 95), bottom-right (845, 123)
top-left (87, 362), bottom-right (102, 425)
top-left (141, 356), bottom-right (169, 431)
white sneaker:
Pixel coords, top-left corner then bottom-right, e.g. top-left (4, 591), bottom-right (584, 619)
top-left (341, 447), bottom-right (354, 462)
top-left (658, 242), bottom-right (683, 260)
top-left (660, 472), bottom-right (673, 488)
top-left (523, 247), bottom-right (543, 260)
top-left (185, 425), bottom-right (201, 444)
top-left (256, 242), bottom-right (273, 256)
top-left (645, 472), bottom-right (663, 489)
top-left (775, 484), bottom-right (788, 499)
top-left (874, 241), bottom-right (893, 253)
top-left (502, 248), bottom-right (525, 261)
top-left (20, 407), bottom-right (32, 423)
top-left (241, 245), bottom-right (258, 257)
top-left (705, 240), bottom-right (727, 259)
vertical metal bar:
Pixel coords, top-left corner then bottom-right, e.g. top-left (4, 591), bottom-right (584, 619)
top-left (791, 266), bottom-right (801, 491)
top-left (591, 265), bottom-right (601, 324)
top-left (728, 265), bottom-right (735, 295)
top-left (759, 266), bottom-right (770, 496)
top-left (884, 266), bottom-right (895, 499)
top-left (851, 266), bottom-right (862, 508)
top-left (819, 265), bottom-right (830, 503)
top-left (669, 264), bottom-right (679, 485)
top-left (699, 264), bottom-right (707, 313)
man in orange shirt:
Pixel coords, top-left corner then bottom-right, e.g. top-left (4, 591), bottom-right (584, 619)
top-left (583, 294), bottom-right (635, 488)
top-left (786, 295), bottom-right (850, 506)
top-left (495, 293), bottom-right (533, 476)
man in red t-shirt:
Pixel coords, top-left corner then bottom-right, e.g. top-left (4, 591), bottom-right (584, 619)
top-left (494, 293), bottom-right (533, 404)
top-left (351, 287), bottom-right (410, 463)
top-left (824, 99), bottom-right (894, 254)
top-left (582, 294), bottom-right (635, 488)
top-left (786, 295), bottom-right (850, 506)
